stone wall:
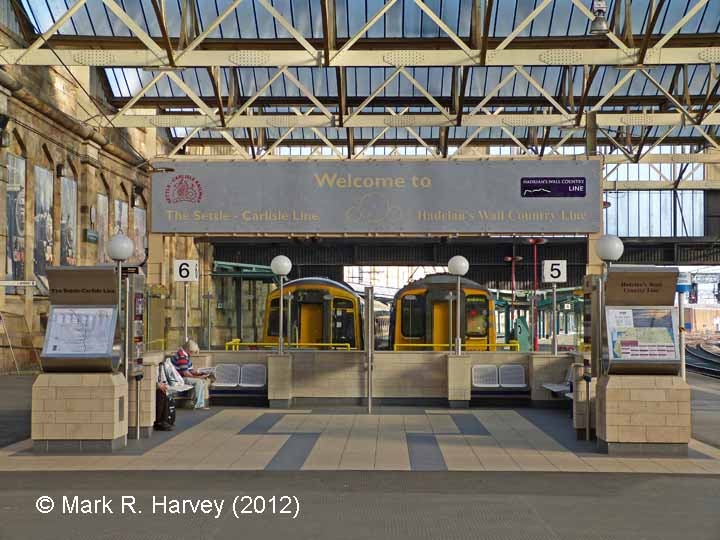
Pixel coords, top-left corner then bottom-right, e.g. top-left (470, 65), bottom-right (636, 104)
top-left (597, 375), bottom-right (691, 447)
top-left (0, 22), bottom-right (164, 347)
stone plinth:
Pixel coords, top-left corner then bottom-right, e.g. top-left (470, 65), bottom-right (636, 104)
top-left (447, 355), bottom-right (470, 408)
top-left (267, 354), bottom-right (292, 408)
top-left (596, 375), bottom-right (691, 456)
top-left (32, 373), bottom-right (128, 453)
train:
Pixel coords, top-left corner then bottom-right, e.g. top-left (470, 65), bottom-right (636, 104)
top-left (260, 274), bottom-right (498, 352)
top-left (261, 277), bottom-right (390, 350)
top-left (389, 274), bottom-right (497, 351)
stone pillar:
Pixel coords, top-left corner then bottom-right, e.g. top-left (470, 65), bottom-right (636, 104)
top-left (78, 143), bottom-right (101, 265)
top-left (268, 354), bottom-right (293, 408)
top-left (596, 374), bottom-right (691, 456)
top-left (32, 373), bottom-right (128, 453)
top-left (447, 354), bottom-right (470, 408)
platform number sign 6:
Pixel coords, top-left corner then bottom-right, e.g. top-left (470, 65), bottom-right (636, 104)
top-left (542, 260), bottom-right (567, 284)
top-left (173, 260), bottom-right (199, 282)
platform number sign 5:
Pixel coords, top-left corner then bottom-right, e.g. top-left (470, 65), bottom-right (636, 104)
top-left (542, 260), bottom-right (567, 284)
top-left (173, 260), bottom-right (199, 282)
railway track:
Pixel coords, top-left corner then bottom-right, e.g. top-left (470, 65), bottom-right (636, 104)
top-left (685, 345), bottom-right (720, 379)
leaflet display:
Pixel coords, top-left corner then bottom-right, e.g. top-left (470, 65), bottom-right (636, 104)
top-left (605, 306), bottom-right (680, 374)
top-left (41, 306), bottom-right (117, 358)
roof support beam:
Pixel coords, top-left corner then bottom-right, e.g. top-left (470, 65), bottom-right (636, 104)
top-left (106, 111), bottom-right (720, 129)
top-left (5, 46), bottom-right (718, 67)
top-left (637, 0), bottom-right (666, 65)
top-left (150, 0), bottom-right (176, 66)
top-left (479, 0), bottom-right (494, 65)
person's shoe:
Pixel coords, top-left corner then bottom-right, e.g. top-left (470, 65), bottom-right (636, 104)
top-left (154, 422), bottom-right (174, 431)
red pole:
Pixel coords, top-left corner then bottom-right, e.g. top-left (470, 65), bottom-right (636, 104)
top-left (533, 241), bottom-right (539, 351)
top-left (511, 257), bottom-right (516, 306)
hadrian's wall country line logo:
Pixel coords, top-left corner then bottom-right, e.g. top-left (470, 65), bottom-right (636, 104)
top-left (521, 177), bottom-right (586, 198)
top-left (165, 174), bottom-right (203, 204)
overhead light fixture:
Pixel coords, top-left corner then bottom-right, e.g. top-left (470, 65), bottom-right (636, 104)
top-left (141, 65), bottom-right (187, 73)
top-left (589, 0), bottom-right (610, 35)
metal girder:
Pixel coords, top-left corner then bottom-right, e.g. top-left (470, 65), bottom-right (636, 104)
top-left (108, 94), bottom-right (720, 110)
top-left (3, 46), bottom-right (718, 67)
top-left (103, 111), bottom-right (720, 129)
top-left (157, 150), bottom-right (720, 165)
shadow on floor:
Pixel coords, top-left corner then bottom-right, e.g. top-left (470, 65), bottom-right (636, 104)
top-left (0, 375), bottom-right (36, 448)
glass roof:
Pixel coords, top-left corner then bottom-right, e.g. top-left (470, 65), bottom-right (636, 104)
top-left (15, 0), bottom-right (720, 148)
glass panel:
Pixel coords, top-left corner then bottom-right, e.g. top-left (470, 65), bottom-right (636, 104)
top-left (5, 154), bottom-right (26, 291)
top-left (33, 165), bottom-right (54, 293)
top-left (132, 207), bottom-right (146, 264)
top-left (60, 177), bottom-right (78, 266)
top-left (466, 295), bottom-right (489, 337)
top-left (401, 294), bottom-right (425, 338)
top-left (114, 199), bottom-right (129, 234)
top-left (267, 298), bottom-right (279, 336)
top-left (333, 298), bottom-right (355, 347)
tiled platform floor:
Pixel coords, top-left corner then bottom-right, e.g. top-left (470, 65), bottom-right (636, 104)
top-left (3, 407), bottom-right (720, 474)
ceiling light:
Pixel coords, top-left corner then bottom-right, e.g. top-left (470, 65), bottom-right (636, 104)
top-left (589, 1), bottom-right (610, 35)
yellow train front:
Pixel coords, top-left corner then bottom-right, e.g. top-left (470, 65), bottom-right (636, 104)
top-left (390, 274), bottom-right (496, 352)
top-left (262, 278), bottom-right (362, 350)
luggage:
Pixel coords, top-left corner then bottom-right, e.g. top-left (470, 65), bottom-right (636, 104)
top-left (167, 393), bottom-right (176, 425)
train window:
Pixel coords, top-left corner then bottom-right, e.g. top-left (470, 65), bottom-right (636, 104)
top-left (401, 295), bottom-right (425, 338)
top-left (466, 296), bottom-right (489, 337)
top-left (333, 299), bottom-right (356, 346)
top-left (267, 298), bottom-right (279, 336)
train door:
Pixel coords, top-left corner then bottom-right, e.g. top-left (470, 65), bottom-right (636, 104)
top-left (432, 301), bottom-right (453, 351)
top-left (299, 303), bottom-right (323, 345)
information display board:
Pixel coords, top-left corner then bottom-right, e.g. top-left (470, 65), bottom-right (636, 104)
top-left (605, 306), bottom-right (679, 363)
top-left (41, 306), bottom-right (117, 358)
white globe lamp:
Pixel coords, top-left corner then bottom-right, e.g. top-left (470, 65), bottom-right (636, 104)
top-left (270, 255), bottom-right (292, 277)
top-left (271, 255), bottom-right (292, 354)
top-left (447, 255), bottom-right (469, 355)
top-left (106, 233), bottom-right (134, 262)
top-left (595, 234), bottom-right (624, 263)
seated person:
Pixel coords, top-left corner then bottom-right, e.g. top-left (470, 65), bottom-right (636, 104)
top-left (171, 339), bottom-right (210, 409)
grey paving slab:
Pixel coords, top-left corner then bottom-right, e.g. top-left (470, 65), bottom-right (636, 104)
top-left (451, 413), bottom-right (490, 436)
top-left (265, 433), bottom-right (320, 471)
top-left (0, 472), bottom-right (718, 540)
top-left (239, 412), bottom-right (285, 434)
top-left (515, 408), bottom-right (597, 454)
top-left (406, 433), bottom-right (447, 471)
top-left (0, 375), bottom-right (35, 448)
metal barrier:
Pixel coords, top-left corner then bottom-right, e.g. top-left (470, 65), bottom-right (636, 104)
top-left (224, 340), bottom-right (352, 351)
top-left (393, 342), bottom-right (520, 351)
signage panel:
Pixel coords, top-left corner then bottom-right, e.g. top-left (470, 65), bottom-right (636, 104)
top-left (521, 177), bottom-right (586, 198)
top-left (151, 161), bottom-right (601, 234)
top-left (542, 260), bottom-right (567, 283)
top-left (605, 306), bottom-right (679, 363)
top-left (173, 260), bottom-right (199, 282)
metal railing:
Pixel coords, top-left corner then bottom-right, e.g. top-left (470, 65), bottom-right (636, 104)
top-left (393, 342), bottom-right (520, 351)
top-left (224, 339), bottom-right (352, 351)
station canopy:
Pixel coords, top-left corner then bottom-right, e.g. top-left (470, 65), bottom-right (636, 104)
top-left (8, 0), bottom-right (720, 161)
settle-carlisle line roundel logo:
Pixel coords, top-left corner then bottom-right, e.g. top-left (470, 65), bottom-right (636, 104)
top-left (165, 174), bottom-right (203, 204)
